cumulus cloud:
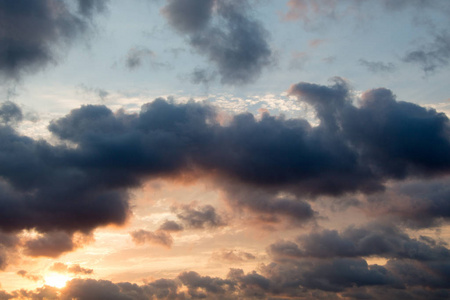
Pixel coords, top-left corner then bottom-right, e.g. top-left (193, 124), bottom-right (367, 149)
top-left (175, 204), bottom-right (225, 229)
top-left (158, 220), bottom-right (183, 232)
top-left (0, 0), bottom-right (108, 79)
top-left (1, 79), bottom-right (450, 264)
top-left (130, 229), bottom-right (173, 248)
top-left (23, 231), bottom-right (76, 258)
top-left (162, 0), bottom-right (274, 85)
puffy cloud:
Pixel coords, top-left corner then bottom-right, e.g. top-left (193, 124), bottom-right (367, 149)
top-left (0, 102), bottom-right (22, 125)
top-left (130, 229), bottom-right (173, 248)
top-left (175, 205), bottom-right (225, 229)
top-left (23, 231), bottom-right (76, 258)
top-left (158, 220), bottom-right (183, 232)
top-left (162, 0), bottom-right (274, 85)
top-left (268, 223), bottom-right (450, 261)
top-left (0, 79), bottom-right (450, 263)
top-left (0, 0), bottom-right (108, 79)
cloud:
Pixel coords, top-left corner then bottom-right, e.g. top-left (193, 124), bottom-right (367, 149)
top-left (162, 0), bottom-right (274, 85)
top-left (359, 59), bottom-right (396, 73)
top-left (23, 231), bottom-right (76, 258)
top-left (283, 0), bottom-right (450, 23)
top-left (16, 270), bottom-right (42, 282)
top-left (403, 31), bottom-right (450, 73)
top-left (0, 232), bottom-right (20, 270)
top-left (175, 204), bottom-right (225, 229)
top-left (125, 47), bottom-right (156, 70)
top-left (1, 79), bottom-right (450, 264)
top-left (158, 220), bottom-right (183, 232)
top-left (0, 0), bottom-right (108, 80)
top-left (76, 0), bottom-right (109, 18)
top-left (50, 262), bottom-right (93, 275)
top-left (0, 102), bottom-right (23, 125)
top-left (211, 249), bottom-right (256, 263)
top-left (130, 229), bottom-right (173, 248)
top-left (365, 177), bottom-right (450, 228)
top-left (268, 223), bottom-right (450, 261)
top-left (188, 68), bottom-right (216, 85)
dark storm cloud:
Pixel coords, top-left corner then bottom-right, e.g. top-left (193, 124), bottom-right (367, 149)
top-left (403, 31), bottom-right (450, 73)
top-left (359, 59), bottom-right (396, 73)
top-left (1, 79), bottom-right (450, 264)
top-left (0, 0), bottom-right (107, 79)
top-left (0, 123), bottom-right (130, 234)
top-left (268, 223), bottom-right (450, 261)
top-left (162, 0), bottom-right (274, 85)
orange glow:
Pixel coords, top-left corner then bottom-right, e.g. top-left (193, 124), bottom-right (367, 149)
top-left (44, 273), bottom-right (71, 288)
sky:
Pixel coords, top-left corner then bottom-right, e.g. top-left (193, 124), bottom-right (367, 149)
top-left (1, 0), bottom-right (450, 299)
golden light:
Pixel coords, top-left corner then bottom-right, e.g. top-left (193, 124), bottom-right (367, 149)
top-left (44, 273), bottom-right (72, 288)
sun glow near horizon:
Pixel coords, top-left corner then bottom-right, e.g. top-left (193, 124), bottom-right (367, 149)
top-left (43, 273), bottom-right (72, 289)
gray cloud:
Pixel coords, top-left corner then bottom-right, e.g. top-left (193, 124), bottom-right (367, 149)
top-left (162, 0), bottom-right (274, 85)
top-left (403, 31), bottom-right (450, 73)
top-left (130, 229), bottom-right (173, 248)
top-left (0, 0), bottom-right (108, 80)
top-left (366, 177), bottom-right (450, 228)
top-left (175, 204), bottom-right (225, 229)
top-left (0, 101), bottom-right (22, 125)
top-left (0, 79), bottom-right (450, 265)
top-left (359, 59), bottom-right (396, 73)
top-left (268, 223), bottom-right (450, 261)
top-left (158, 220), bottom-right (183, 232)
top-left (23, 231), bottom-right (75, 258)
top-left (125, 47), bottom-right (156, 70)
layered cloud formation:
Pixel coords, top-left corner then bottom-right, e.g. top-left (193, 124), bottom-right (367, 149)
top-left (1, 0), bottom-right (450, 298)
